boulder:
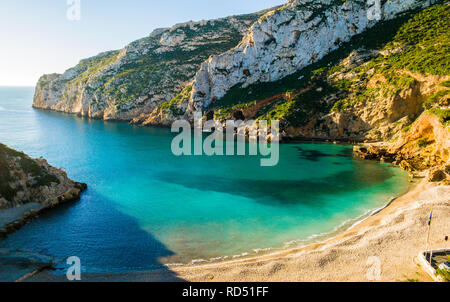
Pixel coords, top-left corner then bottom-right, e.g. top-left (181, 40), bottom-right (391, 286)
top-left (399, 160), bottom-right (415, 172)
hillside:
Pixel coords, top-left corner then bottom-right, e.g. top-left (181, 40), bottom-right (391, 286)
top-left (136, 0), bottom-right (439, 127)
top-left (192, 2), bottom-right (449, 178)
top-left (32, 9), bottom-right (273, 121)
top-left (199, 3), bottom-right (449, 139)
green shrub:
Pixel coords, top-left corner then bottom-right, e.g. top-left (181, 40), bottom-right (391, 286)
top-left (429, 108), bottom-right (450, 126)
top-left (440, 80), bottom-right (450, 88)
top-left (402, 124), bottom-right (412, 133)
top-left (159, 85), bottom-right (193, 115)
top-left (331, 99), bottom-right (347, 112)
top-left (0, 183), bottom-right (17, 201)
top-left (32, 173), bottom-right (60, 188)
top-left (19, 157), bottom-right (42, 176)
top-left (424, 90), bottom-right (450, 109)
top-left (417, 137), bottom-right (435, 148)
top-left (382, 4), bottom-right (450, 76)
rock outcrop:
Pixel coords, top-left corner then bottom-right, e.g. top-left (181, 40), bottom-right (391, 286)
top-left (0, 143), bottom-right (87, 237)
top-left (353, 112), bottom-right (450, 183)
top-left (33, 9), bottom-right (273, 121)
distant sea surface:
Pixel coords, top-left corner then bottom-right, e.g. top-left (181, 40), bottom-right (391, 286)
top-left (0, 87), bottom-right (410, 273)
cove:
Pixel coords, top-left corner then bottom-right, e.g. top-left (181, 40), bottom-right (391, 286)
top-left (0, 87), bottom-right (411, 274)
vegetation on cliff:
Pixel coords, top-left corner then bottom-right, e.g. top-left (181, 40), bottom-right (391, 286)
top-left (330, 4), bottom-right (449, 111)
top-left (208, 3), bottom-right (449, 140)
top-left (0, 143), bottom-right (86, 210)
top-left (0, 144), bottom-right (59, 202)
top-left (159, 85), bottom-right (193, 116)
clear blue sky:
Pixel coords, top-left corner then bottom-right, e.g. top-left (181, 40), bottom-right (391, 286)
top-left (0, 0), bottom-right (286, 86)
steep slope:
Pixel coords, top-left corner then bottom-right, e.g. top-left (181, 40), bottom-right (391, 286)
top-left (279, 3), bottom-right (450, 141)
top-left (168, 1), bottom-right (447, 180)
top-left (175, 2), bottom-right (448, 141)
top-left (137, 0), bottom-right (436, 126)
top-left (33, 9), bottom-right (272, 120)
top-left (185, 0), bottom-right (432, 114)
top-left (354, 112), bottom-right (449, 181)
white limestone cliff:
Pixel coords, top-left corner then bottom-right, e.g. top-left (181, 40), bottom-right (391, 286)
top-left (187, 0), bottom-right (430, 113)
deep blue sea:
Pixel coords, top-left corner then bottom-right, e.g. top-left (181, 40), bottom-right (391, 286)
top-left (0, 87), bottom-right (411, 273)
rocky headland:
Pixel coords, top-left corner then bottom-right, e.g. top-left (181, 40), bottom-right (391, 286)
top-left (32, 8), bottom-right (274, 121)
top-left (0, 143), bottom-right (86, 237)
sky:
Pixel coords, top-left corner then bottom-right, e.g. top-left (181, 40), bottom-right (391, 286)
top-left (0, 0), bottom-right (286, 86)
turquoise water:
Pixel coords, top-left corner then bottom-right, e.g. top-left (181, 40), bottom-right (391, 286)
top-left (0, 87), bottom-right (411, 273)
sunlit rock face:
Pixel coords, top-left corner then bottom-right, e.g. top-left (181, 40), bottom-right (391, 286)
top-left (34, 0), bottom-right (431, 125)
top-left (187, 0), bottom-right (430, 114)
top-left (33, 10), bottom-right (271, 121)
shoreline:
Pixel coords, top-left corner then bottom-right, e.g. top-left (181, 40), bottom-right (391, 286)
top-left (171, 180), bottom-right (422, 269)
top-left (165, 187), bottom-right (409, 268)
top-left (0, 182), bottom-right (87, 239)
top-left (171, 179), bottom-right (449, 282)
top-left (32, 107), bottom-right (370, 145)
top-left (26, 178), bottom-right (449, 282)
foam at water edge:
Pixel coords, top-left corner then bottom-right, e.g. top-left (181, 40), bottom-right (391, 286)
top-left (165, 196), bottom-right (402, 268)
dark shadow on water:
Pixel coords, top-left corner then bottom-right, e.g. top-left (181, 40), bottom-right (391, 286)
top-left (155, 160), bottom-right (396, 207)
top-left (295, 146), bottom-right (353, 162)
top-left (0, 189), bottom-right (184, 282)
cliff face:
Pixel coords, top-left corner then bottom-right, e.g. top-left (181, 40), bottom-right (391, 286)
top-left (187, 0), bottom-right (431, 113)
top-left (137, 0), bottom-right (437, 126)
top-left (33, 9), bottom-right (271, 120)
top-left (354, 112), bottom-right (450, 184)
top-left (182, 3), bottom-right (448, 142)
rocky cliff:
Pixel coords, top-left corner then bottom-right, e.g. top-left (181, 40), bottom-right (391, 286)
top-left (354, 112), bottom-right (450, 184)
top-left (32, 9), bottom-right (273, 121)
top-left (201, 2), bottom-right (448, 140)
top-left (136, 0), bottom-right (442, 127)
top-left (186, 0), bottom-right (431, 112)
top-left (190, 1), bottom-right (447, 181)
top-left (0, 143), bottom-right (86, 236)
